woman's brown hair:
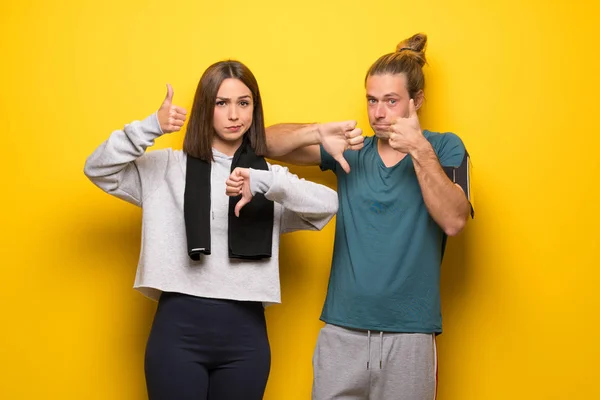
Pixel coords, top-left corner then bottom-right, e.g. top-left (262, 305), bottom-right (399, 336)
top-left (183, 60), bottom-right (267, 161)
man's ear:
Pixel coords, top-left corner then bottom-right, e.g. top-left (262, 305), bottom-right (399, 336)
top-left (413, 90), bottom-right (425, 111)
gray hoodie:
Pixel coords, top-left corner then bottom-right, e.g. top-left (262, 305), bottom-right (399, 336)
top-left (84, 113), bottom-right (338, 304)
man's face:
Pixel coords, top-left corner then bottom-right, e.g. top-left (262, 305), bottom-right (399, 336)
top-left (366, 73), bottom-right (412, 138)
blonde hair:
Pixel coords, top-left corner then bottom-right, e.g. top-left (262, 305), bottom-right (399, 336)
top-left (365, 33), bottom-right (428, 99)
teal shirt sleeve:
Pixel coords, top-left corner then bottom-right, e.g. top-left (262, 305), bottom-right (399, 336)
top-left (319, 144), bottom-right (337, 172)
top-left (435, 132), bottom-right (466, 168)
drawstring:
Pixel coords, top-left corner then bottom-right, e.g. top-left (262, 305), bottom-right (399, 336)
top-left (367, 330), bottom-right (384, 370)
top-left (379, 331), bottom-right (383, 369)
top-left (367, 330), bottom-right (371, 370)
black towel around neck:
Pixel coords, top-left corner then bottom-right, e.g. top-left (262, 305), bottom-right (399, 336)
top-left (184, 137), bottom-right (274, 261)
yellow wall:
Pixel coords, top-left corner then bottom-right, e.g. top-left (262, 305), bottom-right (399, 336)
top-left (1, 0), bottom-right (599, 399)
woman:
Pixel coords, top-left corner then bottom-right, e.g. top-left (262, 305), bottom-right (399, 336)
top-left (84, 60), bottom-right (338, 400)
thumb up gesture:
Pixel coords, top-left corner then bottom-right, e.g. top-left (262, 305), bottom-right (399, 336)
top-left (157, 84), bottom-right (187, 133)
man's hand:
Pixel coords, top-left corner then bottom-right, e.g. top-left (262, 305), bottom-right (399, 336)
top-left (388, 99), bottom-right (426, 154)
top-left (318, 121), bottom-right (364, 173)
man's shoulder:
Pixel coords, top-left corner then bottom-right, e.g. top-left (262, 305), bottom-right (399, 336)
top-left (423, 130), bottom-right (463, 147)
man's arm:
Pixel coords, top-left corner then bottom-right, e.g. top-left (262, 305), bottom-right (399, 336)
top-left (265, 121), bottom-right (364, 173)
top-left (410, 142), bottom-right (471, 236)
top-left (265, 123), bottom-right (322, 165)
top-left (388, 99), bottom-right (471, 236)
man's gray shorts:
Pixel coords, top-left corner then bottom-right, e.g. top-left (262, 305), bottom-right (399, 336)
top-left (312, 324), bottom-right (437, 400)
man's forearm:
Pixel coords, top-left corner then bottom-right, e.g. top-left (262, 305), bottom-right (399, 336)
top-left (411, 141), bottom-right (471, 236)
top-left (265, 123), bottom-right (320, 158)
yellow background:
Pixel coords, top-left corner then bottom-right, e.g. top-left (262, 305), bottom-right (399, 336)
top-left (1, 0), bottom-right (599, 399)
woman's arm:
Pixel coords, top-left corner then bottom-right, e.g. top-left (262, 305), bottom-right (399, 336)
top-left (225, 165), bottom-right (338, 232)
top-left (83, 85), bottom-right (186, 206)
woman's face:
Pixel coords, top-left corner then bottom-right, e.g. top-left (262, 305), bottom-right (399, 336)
top-left (212, 78), bottom-right (254, 149)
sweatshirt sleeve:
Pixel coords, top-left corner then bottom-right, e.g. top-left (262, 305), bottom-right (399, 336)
top-left (83, 113), bottom-right (169, 207)
top-left (249, 164), bottom-right (338, 233)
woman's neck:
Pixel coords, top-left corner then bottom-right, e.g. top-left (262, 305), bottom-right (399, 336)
top-left (212, 137), bottom-right (244, 157)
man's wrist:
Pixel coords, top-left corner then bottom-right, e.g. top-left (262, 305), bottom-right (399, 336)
top-left (409, 135), bottom-right (434, 161)
top-left (312, 123), bottom-right (324, 145)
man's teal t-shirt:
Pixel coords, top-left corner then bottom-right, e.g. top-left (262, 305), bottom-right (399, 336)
top-left (320, 131), bottom-right (467, 333)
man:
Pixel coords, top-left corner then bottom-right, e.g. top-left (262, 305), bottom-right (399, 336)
top-left (266, 33), bottom-right (473, 399)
